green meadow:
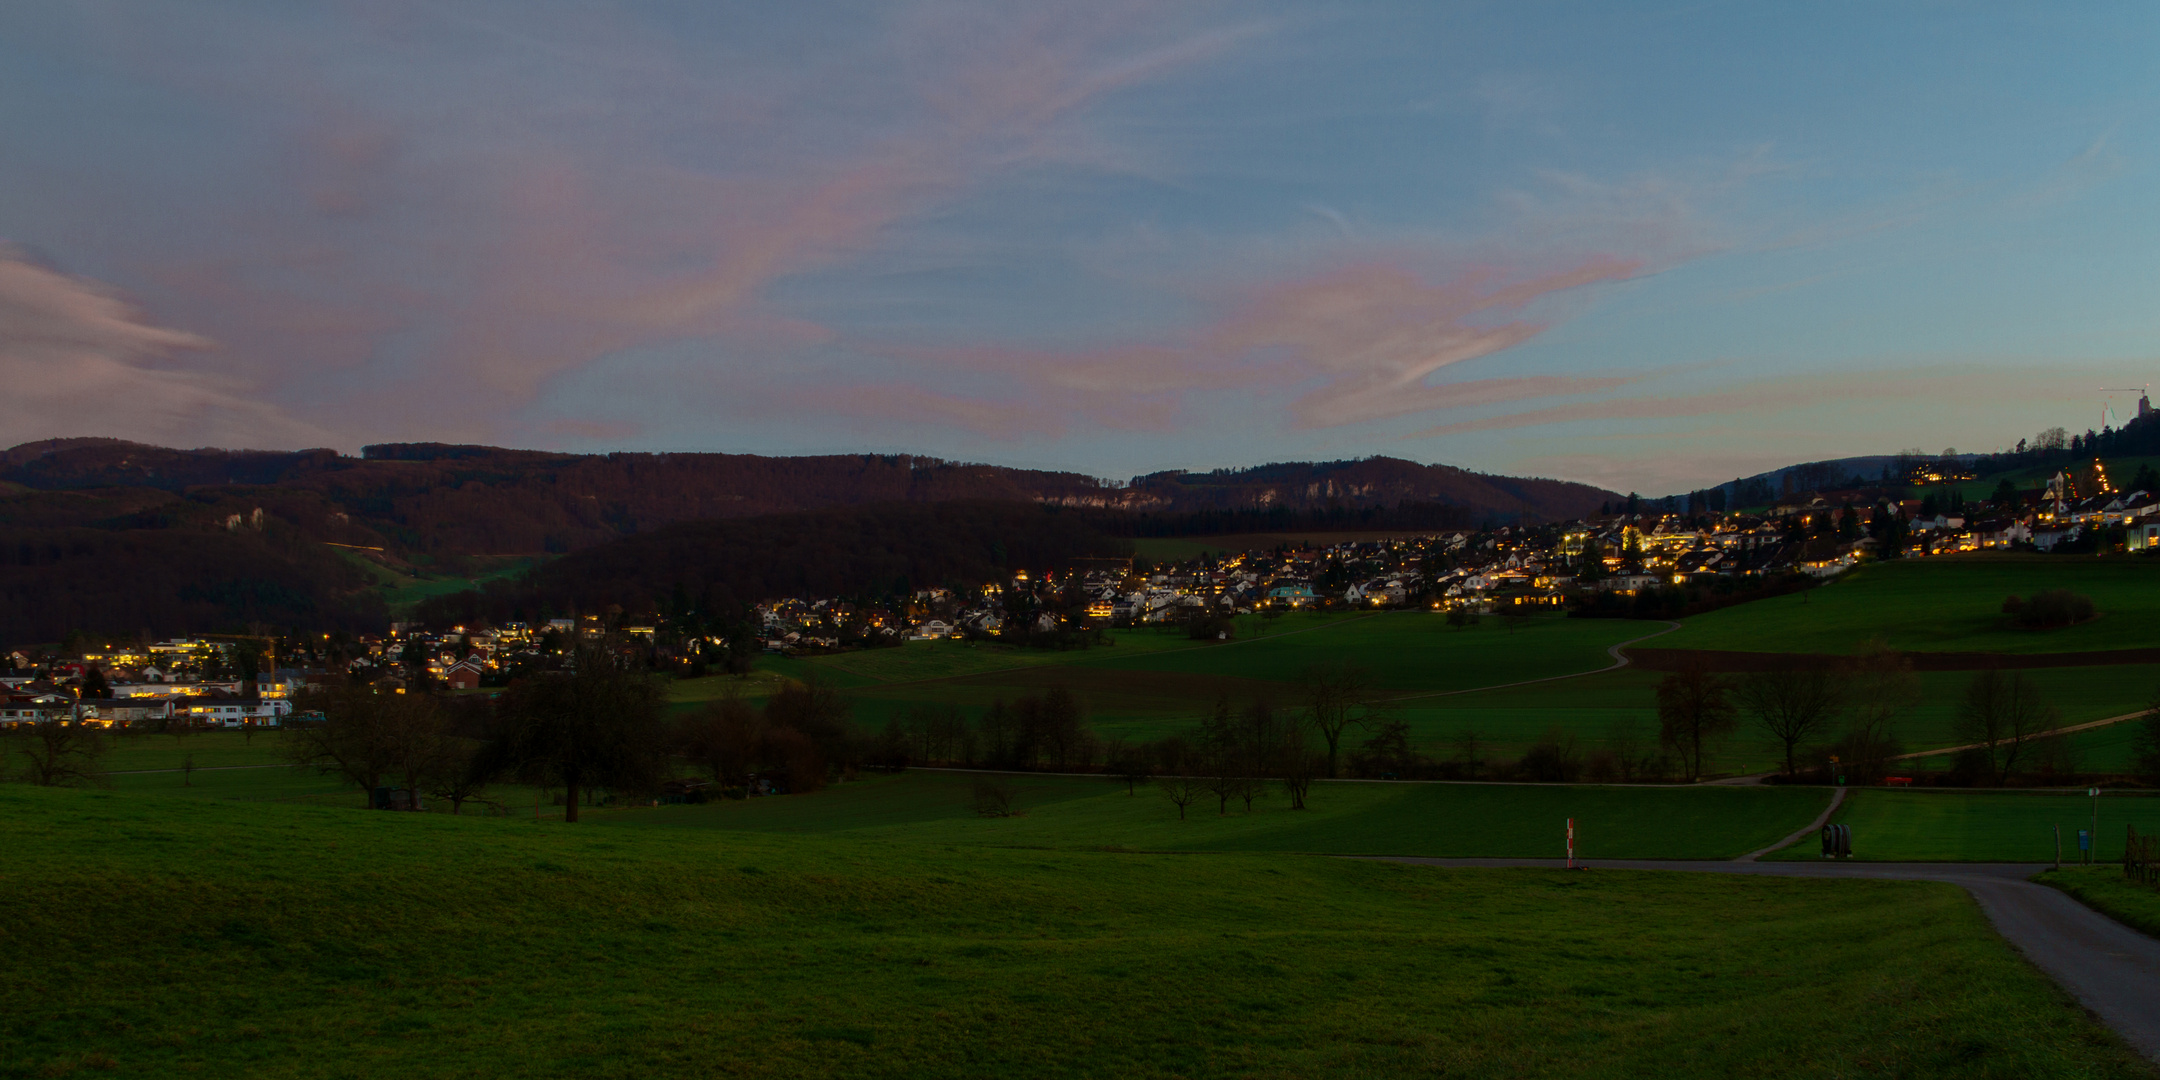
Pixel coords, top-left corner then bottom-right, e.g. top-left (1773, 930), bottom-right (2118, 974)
top-left (668, 600), bottom-right (2160, 774)
top-left (1767, 788), bottom-right (2160, 863)
top-left (2042, 866), bottom-right (2160, 940)
top-left (5, 781), bottom-right (2150, 1079)
top-left (1659, 553), bottom-right (2160, 655)
top-left (600, 770), bottom-right (1830, 860)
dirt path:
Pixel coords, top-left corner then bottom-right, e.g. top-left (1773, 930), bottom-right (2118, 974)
top-left (1890, 708), bottom-right (2151, 763)
top-left (1377, 856), bottom-right (2160, 1061)
top-left (1385, 620), bottom-right (1681, 703)
top-left (1734, 785), bottom-right (1844, 861)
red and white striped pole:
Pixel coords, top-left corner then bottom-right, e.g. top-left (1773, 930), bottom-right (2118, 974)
top-left (1566, 817), bottom-right (1576, 869)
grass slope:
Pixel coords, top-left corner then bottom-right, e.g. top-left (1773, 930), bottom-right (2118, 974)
top-left (603, 770), bottom-right (1830, 860)
top-left (2040, 866), bottom-right (2160, 939)
top-left (1073, 613), bottom-right (1647, 692)
top-left (1767, 788), bottom-right (2160, 862)
top-left (4, 784), bottom-right (2148, 1079)
top-left (1659, 554), bottom-right (2160, 655)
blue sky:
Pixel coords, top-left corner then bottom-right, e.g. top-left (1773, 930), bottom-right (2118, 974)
top-left (1, 2), bottom-right (2155, 493)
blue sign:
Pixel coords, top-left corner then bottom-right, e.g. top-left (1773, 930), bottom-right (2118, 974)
top-left (2079, 830), bottom-right (2092, 851)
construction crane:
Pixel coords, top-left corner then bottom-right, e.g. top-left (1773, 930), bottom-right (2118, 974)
top-left (2101, 386), bottom-right (2151, 430)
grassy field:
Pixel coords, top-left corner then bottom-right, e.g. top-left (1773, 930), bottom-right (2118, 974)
top-left (1075, 613), bottom-right (1644, 692)
top-left (5, 782), bottom-right (2149, 1079)
top-left (689, 613), bottom-right (1669, 755)
top-left (674, 607), bottom-right (2157, 774)
top-left (1658, 553), bottom-right (2160, 655)
top-left (1766, 788), bottom-right (2160, 862)
top-left (2041, 865), bottom-right (2160, 939)
top-left (599, 770), bottom-right (1833, 860)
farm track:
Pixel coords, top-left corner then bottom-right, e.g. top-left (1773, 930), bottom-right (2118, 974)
top-left (1383, 619), bottom-right (1680, 703)
top-left (1378, 855), bottom-right (2160, 1062)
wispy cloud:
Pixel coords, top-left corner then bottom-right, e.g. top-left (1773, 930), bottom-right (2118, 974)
top-left (868, 256), bottom-right (1642, 435)
top-left (0, 248), bottom-right (324, 448)
top-left (79, 4), bottom-right (1267, 446)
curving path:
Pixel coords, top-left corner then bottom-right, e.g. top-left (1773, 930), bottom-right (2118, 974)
top-left (1378, 855), bottom-right (2160, 1061)
top-left (1386, 619), bottom-right (1682, 703)
top-left (1734, 785), bottom-right (1844, 861)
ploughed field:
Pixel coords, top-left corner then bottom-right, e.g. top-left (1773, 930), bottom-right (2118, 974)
top-left (6, 781), bottom-right (2151, 1079)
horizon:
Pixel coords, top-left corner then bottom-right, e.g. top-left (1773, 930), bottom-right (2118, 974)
top-left (3, 4), bottom-right (2156, 494)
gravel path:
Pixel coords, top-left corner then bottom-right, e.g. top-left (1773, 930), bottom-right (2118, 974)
top-left (1377, 856), bottom-right (2160, 1061)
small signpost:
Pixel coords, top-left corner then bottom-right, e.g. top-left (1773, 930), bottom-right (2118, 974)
top-left (2091, 787), bottom-right (2102, 865)
top-left (2079, 829), bottom-right (2093, 864)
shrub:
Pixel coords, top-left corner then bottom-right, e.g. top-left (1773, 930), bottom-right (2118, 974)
top-left (2002, 589), bottom-right (2097, 629)
top-left (971, 781), bottom-right (1018, 817)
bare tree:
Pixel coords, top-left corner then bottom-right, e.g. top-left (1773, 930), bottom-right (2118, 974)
top-left (1735, 664), bottom-right (1845, 777)
top-left (1156, 773), bottom-right (1203, 820)
top-left (1833, 642), bottom-right (1917, 783)
top-left (1299, 662), bottom-right (1385, 778)
top-left (286, 684), bottom-right (417, 807)
top-left (1954, 669), bottom-right (2057, 784)
top-left (1276, 722), bottom-right (1320, 810)
top-left (674, 690), bottom-right (766, 786)
top-left (425, 697), bottom-right (502, 815)
top-left (1451, 727), bottom-right (1486, 779)
top-left (1604, 719), bottom-right (1649, 781)
top-left (482, 645), bottom-right (668, 822)
top-left (1103, 737), bottom-right (1153, 795)
top-left (9, 719), bottom-right (109, 786)
top-left (1656, 664), bottom-right (1737, 782)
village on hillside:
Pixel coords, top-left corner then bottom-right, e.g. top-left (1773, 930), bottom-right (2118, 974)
top-left (6, 448), bottom-right (2155, 731)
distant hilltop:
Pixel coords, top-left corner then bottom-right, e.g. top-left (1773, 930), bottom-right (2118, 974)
top-left (0, 439), bottom-right (1617, 560)
top-left (0, 439), bottom-right (1616, 643)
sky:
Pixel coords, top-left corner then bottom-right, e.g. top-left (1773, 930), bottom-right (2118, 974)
top-left (1, 2), bottom-right (2157, 494)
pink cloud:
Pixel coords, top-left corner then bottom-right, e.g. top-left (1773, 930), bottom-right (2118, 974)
top-left (869, 256), bottom-right (1641, 432)
top-left (89, 6), bottom-right (1260, 447)
top-left (0, 247), bottom-right (327, 449)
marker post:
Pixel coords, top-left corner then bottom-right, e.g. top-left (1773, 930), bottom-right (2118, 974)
top-left (2092, 787), bottom-right (2102, 865)
top-left (1566, 818), bottom-right (1577, 870)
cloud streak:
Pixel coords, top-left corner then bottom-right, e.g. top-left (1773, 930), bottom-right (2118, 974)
top-left (872, 256), bottom-right (1642, 433)
top-left (0, 248), bottom-right (324, 449)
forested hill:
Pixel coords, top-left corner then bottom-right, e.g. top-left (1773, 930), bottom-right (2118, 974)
top-left (413, 501), bottom-right (1130, 628)
top-left (0, 440), bottom-right (1615, 560)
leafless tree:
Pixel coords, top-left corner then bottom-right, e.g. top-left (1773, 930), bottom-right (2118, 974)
top-left (1656, 664), bottom-right (1737, 782)
top-left (9, 719), bottom-right (109, 786)
top-left (1605, 719), bottom-right (1651, 781)
top-left (1451, 727), bottom-right (1486, 779)
top-left (1954, 668), bottom-right (2057, 784)
top-left (674, 690), bottom-right (766, 785)
top-left (1298, 662), bottom-right (1385, 778)
top-left (1735, 664), bottom-right (1845, 776)
top-left (1156, 773), bottom-right (1203, 820)
top-left (287, 683), bottom-right (440, 808)
top-left (1102, 736), bottom-right (1153, 794)
top-left (484, 646), bottom-right (668, 821)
